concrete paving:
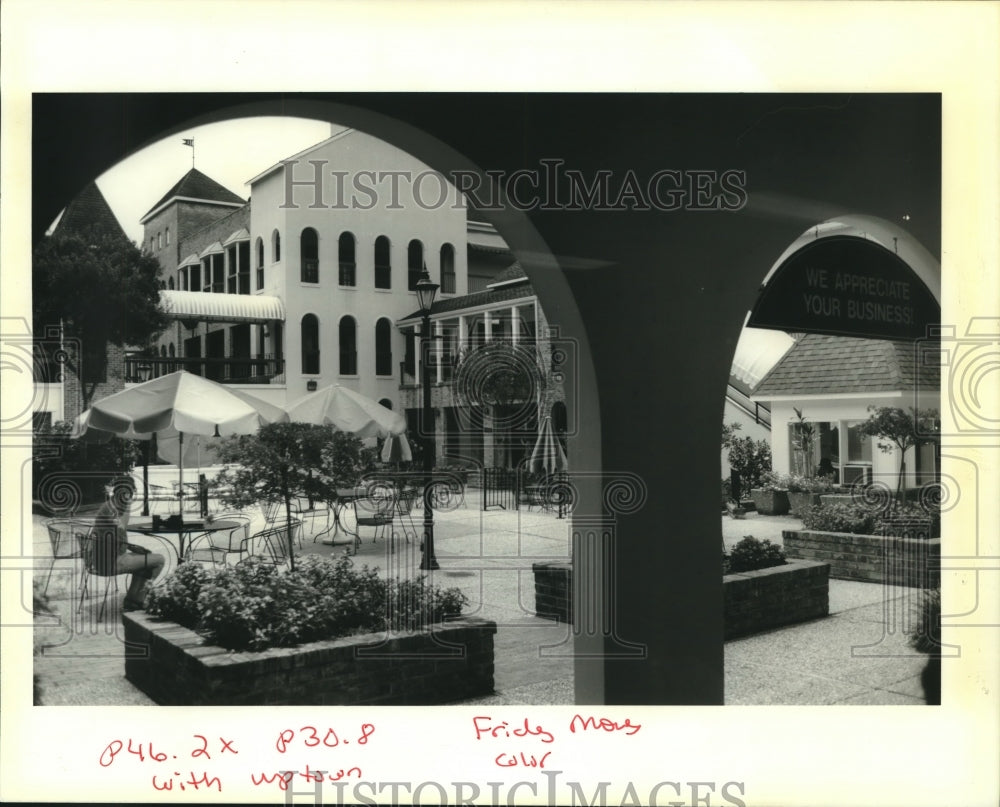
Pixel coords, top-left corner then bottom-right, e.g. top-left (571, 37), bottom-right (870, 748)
top-left (29, 499), bottom-right (932, 706)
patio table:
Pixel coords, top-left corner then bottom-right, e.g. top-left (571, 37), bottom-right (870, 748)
top-left (127, 518), bottom-right (240, 561)
top-left (315, 487), bottom-right (369, 547)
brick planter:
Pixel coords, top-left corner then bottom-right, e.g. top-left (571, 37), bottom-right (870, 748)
top-left (533, 559), bottom-right (829, 638)
top-left (723, 560), bottom-right (829, 639)
top-left (533, 561), bottom-right (572, 623)
top-left (750, 488), bottom-right (790, 516)
top-left (783, 529), bottom-right (940, 588)
top-left (123, 612), bottom-right (496, 706)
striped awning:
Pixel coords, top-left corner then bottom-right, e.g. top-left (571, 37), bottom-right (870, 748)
top-left (160, 290), bottom-right (285, 323)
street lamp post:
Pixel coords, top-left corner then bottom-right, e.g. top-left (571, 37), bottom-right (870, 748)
top-left (415, 268), bottom-right (440, 571)
top-left (137, 358), bottom-right (153, 515)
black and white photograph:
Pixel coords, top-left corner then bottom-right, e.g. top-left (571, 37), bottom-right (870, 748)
top-left (2, 3), bottom-right (998, 806)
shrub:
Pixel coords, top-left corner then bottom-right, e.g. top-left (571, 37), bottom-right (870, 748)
top-left (145, 555), bottom-right (469, 652)
top-left (726, 535), bottom-right (786, 573)
top-left (146, 561), bottom-right (212, 627)
top-left (725, 436), bottom-right (772, 494)
top-left (800, 503), bottom-right (877, 534)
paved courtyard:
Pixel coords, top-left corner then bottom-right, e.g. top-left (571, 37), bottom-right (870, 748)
top-left (28, 496), bottom-right (931, 706)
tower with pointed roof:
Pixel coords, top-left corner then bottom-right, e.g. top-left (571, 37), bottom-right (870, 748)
top-left (140, 168), bottom-right (246, 282)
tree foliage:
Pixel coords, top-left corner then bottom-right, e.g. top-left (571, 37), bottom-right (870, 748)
top-left (32, 226), bottom-right (169, 407)
top-left (721, 422), bottom-right (771, 500)
top-left (212, 424), bottom-right (373, 569)
top-left (860, 406), bottom-right (939, 501)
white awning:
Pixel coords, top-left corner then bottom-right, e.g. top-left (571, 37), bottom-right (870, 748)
top-left (179, 253), bottom-right (201, 267)
top-left (160, 290), bottom-right (285, 323)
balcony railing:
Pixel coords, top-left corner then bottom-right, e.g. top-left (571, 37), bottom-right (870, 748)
top-left (125, 354), bottom-right (285, 385)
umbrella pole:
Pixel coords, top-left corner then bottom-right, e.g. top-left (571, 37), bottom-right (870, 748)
top-left (142, 440), bottom-right (150, 516)
top-left (178, 432), bottom-right (184, 529)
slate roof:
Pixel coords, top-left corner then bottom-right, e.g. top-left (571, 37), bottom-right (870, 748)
top-left (752, 333), bottom-right (940, 397)
top-left (51, 181), bottom-right (129, 242)
top-left (140, 168), bottom-right (245, 222)
top-left (398, 261), bottom-right (533, 323)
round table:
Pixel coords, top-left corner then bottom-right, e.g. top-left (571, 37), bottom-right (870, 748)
top-left (127, 518), bottom-right (241, 560)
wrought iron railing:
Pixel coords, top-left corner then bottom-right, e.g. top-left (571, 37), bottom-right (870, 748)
top-left (124, 354), bottom-right (285, 385)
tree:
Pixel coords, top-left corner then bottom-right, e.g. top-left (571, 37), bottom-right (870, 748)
top-left (213, 424), bottom-right (369, 569)
top-left (789, 407), bottom-right (815, 477)
top-left (32, 226), bottom-right (169, 410)
top-left (721, 422), bottom-right (771, 502)
top-left (859, 406), bottom-right (940, 504)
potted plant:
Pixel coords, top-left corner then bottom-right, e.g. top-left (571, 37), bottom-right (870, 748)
top-left (749, 472), bottom-right (790, 516)
top-left (785, 473), bottom-right (836, 515)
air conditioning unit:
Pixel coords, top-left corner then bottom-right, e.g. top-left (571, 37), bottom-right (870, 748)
top-left (842, 464), bottom-right (872, 486)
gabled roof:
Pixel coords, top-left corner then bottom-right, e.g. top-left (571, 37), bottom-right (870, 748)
top-left (486, 262), bottom-right (528, 287)
top-left (752, 333), bottom-right (940, 398)
top-left (51, 181), bottom-right (129, 243)
top-left (140, 168), bottom-right (246, 223)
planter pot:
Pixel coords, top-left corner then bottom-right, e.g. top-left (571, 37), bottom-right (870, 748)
top-left (787, 491), bottom-right (823, 515)
top-left (123, 612), bottom-right (497, 706)
top-left (783, 529), bottom-right (940, 588)
top-left (750, 488), bottom-right (790, 516)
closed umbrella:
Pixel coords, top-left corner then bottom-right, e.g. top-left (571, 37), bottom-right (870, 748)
top-left (529, 416), bottom-right (569, 518)
top-left (380, 432), bottom-right (413, 463)
top-left (529, 416), bottom-right (568, 475)
top-left (72, 371), bottom-right (285, 525)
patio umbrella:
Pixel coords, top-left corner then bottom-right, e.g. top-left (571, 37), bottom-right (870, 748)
top-left (71, 371), bottom-right (285, 523)
top-left (282, 384), bottom-right (406, 437)
top-left (529, 416), bottom-right (568, 475)
top-left (380, 432), bottom-right (413, 463)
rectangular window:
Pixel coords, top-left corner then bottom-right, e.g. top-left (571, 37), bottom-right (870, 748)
top-left (227, 246), bottom-right (238, 294)
top-left (238, 241), bottom-right (251, 294)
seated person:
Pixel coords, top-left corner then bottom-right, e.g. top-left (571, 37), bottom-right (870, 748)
top-left (89, 477), bottom-right (166, 611)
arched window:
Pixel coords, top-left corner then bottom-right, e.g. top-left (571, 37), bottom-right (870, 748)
top-left (408, 239), bottom-right (423, 290)
top-left (168, 276), bottom-right (175, 290)
top-left (440, 242), bottom-right (456, 294)
top-left (157, 232), bottom-right (163, 249)
top-left (375, 318), bottom-right (392, 376)
top-left (255, 237), bottom-right (264, 289)
top-left (168, 342), bottom-right (176, 372)
top-left (272, 229), bottom-right (281, 262)
top-left (301, 228), bottom-right (318, 283)
top-left (379, 398), bottom-right (393, 410)
top-left (374, 235), bottom-right (391, 289)
top-left (338, 232), bottom-right (356, 286)
top-left (339, 316), bottom-right (357, 375)
top-left (301, 314), bottom-right (319, 374)
top-left (165, 227), bottom-right (170, 246)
